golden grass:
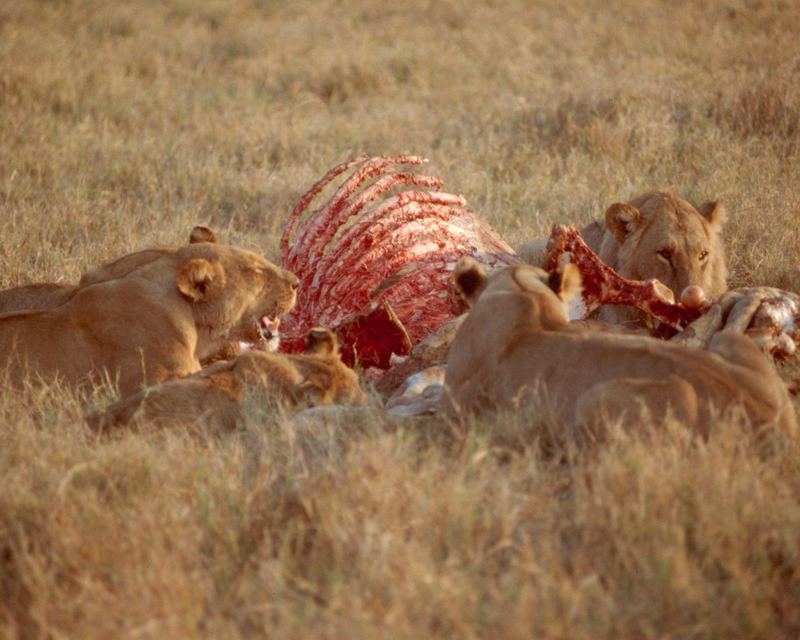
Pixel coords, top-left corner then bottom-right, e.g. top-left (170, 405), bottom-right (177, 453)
top-left (1, 0), bottom-right (800, 637)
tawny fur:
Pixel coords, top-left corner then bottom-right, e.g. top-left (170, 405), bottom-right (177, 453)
top-left (517, 191), bottom-right (728, 327)
top-left (86, 328), bottom-right (364, 433)
top-left (598, 191), bottom-right (727, 325)
top-left (0, 242), bottom-right (298, 396)
top-left (444, 259), bottom-right (796, 441)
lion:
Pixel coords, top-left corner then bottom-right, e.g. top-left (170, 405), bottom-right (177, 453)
top-left (517, 191), bottom-right (728, 327)
top-left (443, 258), bottom-right (796, 440)
top-left (0, 240), bottom-right (299, 396)
top-left (0, 226), bottom-right (218, 314)
top-left (0, 226), bottom-right (267, 365)
top-left (86, 327), bottom-right (365, 433)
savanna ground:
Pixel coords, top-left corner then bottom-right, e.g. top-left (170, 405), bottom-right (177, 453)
top-left (2, 0), bottom-right (800, 637)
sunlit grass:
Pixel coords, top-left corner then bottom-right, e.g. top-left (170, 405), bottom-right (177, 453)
top-left (1, 0), bottom-right (799, 637)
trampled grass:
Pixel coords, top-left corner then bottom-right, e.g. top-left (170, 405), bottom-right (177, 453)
top-left (1, 1), bottom-right (800, 637)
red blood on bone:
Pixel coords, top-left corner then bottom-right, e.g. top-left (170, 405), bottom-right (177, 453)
top-left (308, 192), bottom-right (466, 292)
top-left (306, 196), bottom-right (468, 316)
top-left (281, 155), bottom-right (368, 272)
top-left (303, 173), bottom-right (445, 280)
top-left (334, 303), bottom-right (413, 368)
top-left (316, 219), bottom-right (480, 322)
top-left (280, 155), bottom-right (515, 369)
top-left (289, 155), bottom-right (430, 271)
top-left (280, 302), bottom-right (412, 369)
top-left (543, 225), bottom-right (702, 335)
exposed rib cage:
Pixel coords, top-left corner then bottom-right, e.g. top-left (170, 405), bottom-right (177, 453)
top-left (279, 155), bottom-right (516, 369)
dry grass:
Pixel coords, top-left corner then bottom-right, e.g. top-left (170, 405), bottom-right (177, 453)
top-left (2, 0), bottom-right (800, 637)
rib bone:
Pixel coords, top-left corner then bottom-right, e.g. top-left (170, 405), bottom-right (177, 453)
top-left (543, 224), bottom-right (701, 333)
top-left (279, 155), bottom-right (515, 370)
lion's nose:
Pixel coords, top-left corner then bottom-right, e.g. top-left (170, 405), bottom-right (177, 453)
top-left (287, 272), bottom-right (300, 290)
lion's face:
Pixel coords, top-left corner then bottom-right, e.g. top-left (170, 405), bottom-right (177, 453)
top-left (604, 191), bottom-right (727, 301)
top-left (173, 243), bottom-right (298, 345)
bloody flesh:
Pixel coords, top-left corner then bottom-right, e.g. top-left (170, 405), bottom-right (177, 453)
top-left (279, 155), bottom-right (516, 368)
top-left (543, 224), bottom-right (702, 335)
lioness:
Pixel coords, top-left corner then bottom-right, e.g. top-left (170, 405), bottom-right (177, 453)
top-left (0, 226), bottom-right (218, 314)
top-left (517, 191), bottom-right (728, 326)
top-left (443, 258), bottom-right (796, 440)
top-left (0, 241), bottom-right (298, 395)
top-left (86, 328), bottom-right (364, 433)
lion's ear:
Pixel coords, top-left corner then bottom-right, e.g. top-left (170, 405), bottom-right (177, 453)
top-left (547, 263), bottom-right (582, 302)
top-left (176, 258), bottom-right (226, 302)
top-left (305, 327), bottom-right (337, 356)
top-left (189, 225), bottom-right (218, 244)
top-left (697, 200), bottom-right (726, 228)
top-left (605, 202), bottom-right (642, 244)
top-left (454, 257), bottom-right (487, 306)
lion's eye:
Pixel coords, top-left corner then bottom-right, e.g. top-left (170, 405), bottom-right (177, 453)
top-left (699, 249), bottom-right (709, 262)
top-left (657, 248), bottom-right (673, 264)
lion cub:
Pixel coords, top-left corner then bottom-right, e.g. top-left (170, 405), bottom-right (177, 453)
top-left (86, 328), bottom-right (364, 434)
top-left (444, 258), bottom-right (796, 440)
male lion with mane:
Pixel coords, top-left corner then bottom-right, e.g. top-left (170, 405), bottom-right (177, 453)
top-left (443, 258), bottom-right (796, 440)
top-left (86, 328), bottom-right (364, 433)
top-left (518, 190), bottom-right (727, 327)
top-left (0, 239), bottom-right (298, 396)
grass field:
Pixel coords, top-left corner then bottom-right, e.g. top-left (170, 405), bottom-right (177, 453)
top-left (2, 0), bottom-right (800, 637)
